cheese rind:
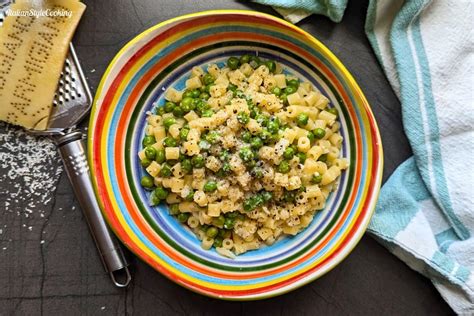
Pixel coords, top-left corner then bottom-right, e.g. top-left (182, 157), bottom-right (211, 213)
top-left (0, 0), bottom-right (86, 130)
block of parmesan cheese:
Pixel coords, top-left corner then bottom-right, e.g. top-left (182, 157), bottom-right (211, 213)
top-left (0, 0), bottom-right (86, 130)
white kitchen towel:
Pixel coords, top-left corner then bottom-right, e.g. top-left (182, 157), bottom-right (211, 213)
top-left (253, 0), bottom-right (474, 314)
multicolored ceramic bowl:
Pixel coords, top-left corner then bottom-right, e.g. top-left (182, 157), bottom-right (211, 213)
top-left (88, 10), bottom-right (383, 300)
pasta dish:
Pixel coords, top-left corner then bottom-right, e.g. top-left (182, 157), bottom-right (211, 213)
top-left (137, 55), bottom-right (348, 258)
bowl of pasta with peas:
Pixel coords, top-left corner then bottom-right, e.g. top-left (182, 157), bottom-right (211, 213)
top-left (89, 10), bottom-right (383, 300)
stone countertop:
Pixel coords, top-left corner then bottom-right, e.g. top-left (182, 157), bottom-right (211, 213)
top-left (0, 0), bottom-right (454, 315)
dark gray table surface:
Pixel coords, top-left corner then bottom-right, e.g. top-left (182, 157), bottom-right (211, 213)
top-left (0, 0), bottom-right (454, 315)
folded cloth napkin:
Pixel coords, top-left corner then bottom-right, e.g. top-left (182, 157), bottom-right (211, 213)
top-left (253, 0), bottom-right (348, 22)
top-left (252, 0), bottom-right (474, 314)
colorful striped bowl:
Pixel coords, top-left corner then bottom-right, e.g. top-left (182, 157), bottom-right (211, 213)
top-left (89, 10), bottom-right (383, 300)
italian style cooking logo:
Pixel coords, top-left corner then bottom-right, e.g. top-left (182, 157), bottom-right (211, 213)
top-left (0, 1), bottom-right (73, 21)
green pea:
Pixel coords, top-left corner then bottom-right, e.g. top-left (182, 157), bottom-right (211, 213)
top-left (172, 106), bottom-right (184, 118)
top-left (205, 131), bottom-right (220, 144)
top-left (177, 213), bottom-right (190, 223)
top-left (140, 175), bottom-right (154, 188)
top-left (251, 167), bottom-right (263, 178)
top-left (260, 130), bottom-right (272, 143)
top-left (145, 146), bottom-right (156, 159)
top-left (181, 96), bottom-right (194, 109)
top-left (196, 99), bottom-right (209, 112)
top-left (327, 107), bottom-right (338, 117)
top-left (203, 180), bottom-right (217, 192)
top-left (185, 190), bottom-right (194, 202)
top-left (297, 152), bottom-right (307, 163)
top-left (204, 84), bottom-right (213, 93)
top-left (237, 111), bottom-right (250, 125)
top-left (318, 154), bottom-right (328, 162)
top-left (283, 147), bottom-right (295, 160)
top-left (311, 173), bottom-right (323, 184)
top-left (164, 101), bottom-right (176, 113)
top-left (180, 102), bottom-right (192, 113)
top-left (268, 134), bottom-right (280, 144)
top-left (140, 158), bottom-right (151, 168)
top-left (181, 159), bottom-right (193, 173)
top-left (287, 79), bottom-right (300, 89)
top-left (142, 135), bottom-right (156, 148)
top-left (241, 131), bottom-right (252, 142)
top-left (215, 169), bottom-right (225, 178)
top-left (284, 86), bottom-right (297, 95)
top-left (267, 120), bottom-right (279, 134)
top-left (227, 57), bottom-right (240, 70)
top-left (213, 236), bottom-right (223, 248)
top-left (183, 90), bottom-right (194, 98)
top-left (212, 215), bottom-right (225, 227)
top-left (280, 93), bottom-right (288, 105)
top-left (199, 140), bottom-right (211, 151)
top-left (236, 90), bottom-right (245, 98)
top-left (222, 162), bottom-right (231, 173)
top-left (159, 163), bottom-right (172, 177)
top-left (179, 128), bottom-right (189, 141)
top-left (163, 137), bottom-right (177, 147)
top-left (206, 226), bottom-right (219, 238)
top-left (199, 92), bottom-right (210, 100)
top-left (239, 147), bottom-right (254, 162)
top-left (255, 114), bottom-right (269, 127)
top-left (154, 186), bottom-right (169, 200)
top-left (189, 98), bottom-right (199, 111)
top-left (282, 190), bottom-right (295, 203)
top-left (249, 108), bottom-right (257, 118)
top-left (201, 109), bottom-right (214, 117)
top-left (307, 131), bottom-right (315, 142)
top-left (265, 60), bottom-right (276, 73)
top-left (169, 204), bottom-right (180, 215)
top-left (202, 73), bottom-right (214, 85)
top-left (297, 113), bottom-right (309, 127)
top-left (239, 54), bottom-right (251, 64)
top-left (277, 160), bottom-right (290, 173)
top-left (249, 56), bottom-right (261, 69)
top-left (156, 107), bottom-right (166, 115)
top-left (223, 217), bottom-right (235, 230)
top-left (192, 155), bottom-right (205, 168)
top-left (226, 212), bottom-right (238, 219)
top-left (250, 137), bottom-right (263, 149)
top-left (243, 198), bottom-right (253, 212)
top-left (155, 149), bottom-right (166, 163)
top-left (261, 191), bottom-right (272, 202)
top-left (313, 128), bottom-right (326, 139)
top-left (219, 229), bottom-right (232, 239)
top-left (271, 87), bottom-right (282, 96)
top-left (163, 117), bottom-right (176, 129)
top-left (219, 150), bottom-right (230, 162)
top-left (243, 195), bottom-right (264, 212)
top-left (150, 192), bottom-right (161, 206)
top-left (191, 89), bottom-right (200, 98)
top-left (245, 159), bottom-right (256, 169)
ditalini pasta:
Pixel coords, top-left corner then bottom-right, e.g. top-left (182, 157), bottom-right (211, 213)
top-left (138, 55), bottom-right (348, 257)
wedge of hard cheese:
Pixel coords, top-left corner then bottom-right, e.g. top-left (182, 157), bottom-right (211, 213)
top-left (0, 0), bottom-right (86, 130)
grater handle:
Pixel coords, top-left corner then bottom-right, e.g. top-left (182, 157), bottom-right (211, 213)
top-left (56, 131), bottom-right (131, 288)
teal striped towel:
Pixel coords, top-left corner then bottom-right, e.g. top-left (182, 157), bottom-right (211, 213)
top-left (253, 0), bottom-right (474, 314)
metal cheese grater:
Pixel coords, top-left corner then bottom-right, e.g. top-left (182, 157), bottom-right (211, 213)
top-left (1, 4), bottom-right (131, 287)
